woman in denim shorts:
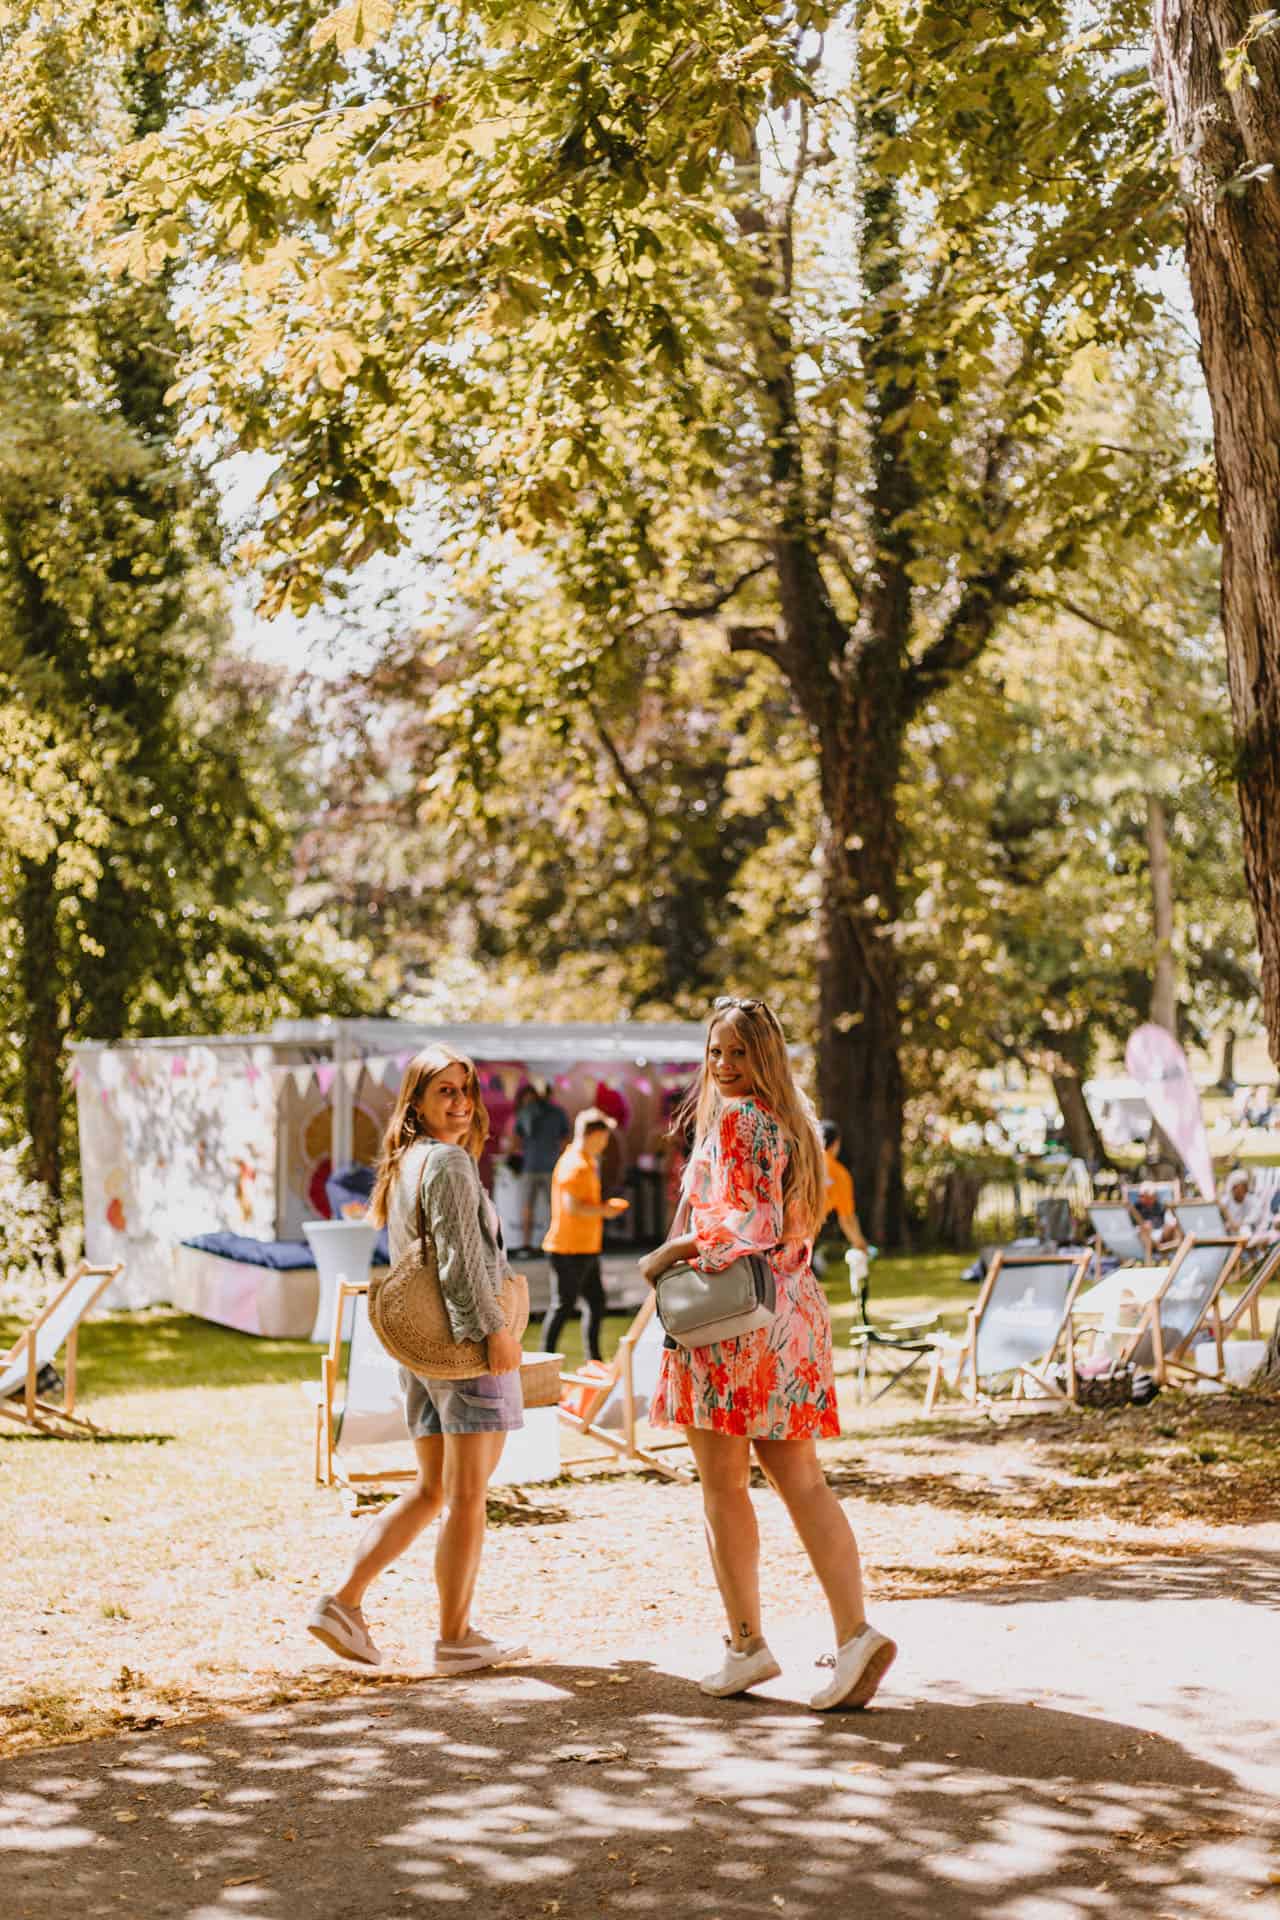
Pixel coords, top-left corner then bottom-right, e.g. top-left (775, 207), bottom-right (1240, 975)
top-left (307, 1046), bottom-right (527, 1677)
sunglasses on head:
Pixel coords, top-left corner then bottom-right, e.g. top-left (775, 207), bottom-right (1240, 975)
top-left (713, 995), bottom-right (765, 1014)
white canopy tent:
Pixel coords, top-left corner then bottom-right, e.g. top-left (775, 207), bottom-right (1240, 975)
top-left (72, 1018), bottom-right (709, 1308)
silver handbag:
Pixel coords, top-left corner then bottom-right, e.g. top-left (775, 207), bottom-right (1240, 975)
top-left (654, 1253), bottom-right (776, 1349)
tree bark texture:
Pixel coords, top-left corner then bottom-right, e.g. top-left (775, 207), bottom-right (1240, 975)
top-left (1051, 1070), bottom-right (1110, 1168)
top-left (1152, 1), bottom-right (1280, 1065)
top-left (1145, 791), bottom-right (1178, 1032)
top-left (17, 855), bottom-right (63, 1211)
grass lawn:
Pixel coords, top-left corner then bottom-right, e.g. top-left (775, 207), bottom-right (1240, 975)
top-left (1, 1251), bottom-right (1275, 1763)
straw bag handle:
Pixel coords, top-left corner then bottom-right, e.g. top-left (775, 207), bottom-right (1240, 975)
top-left (412, 1139), bottom-right (454, 1268)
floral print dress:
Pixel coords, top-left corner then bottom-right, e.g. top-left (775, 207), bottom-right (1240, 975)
top-left (649, 1096), bottom-right (840, 1440)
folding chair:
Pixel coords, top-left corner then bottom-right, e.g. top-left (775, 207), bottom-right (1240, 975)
top-left (1173, 1201), bottom-right (1227, 1240)
top-left (924, 1252), bottom-right (1091, 1411)
top-left (313, 1281), bottom-right (564, 1493)
top-left (1220, 1239), bottom-right (1280, 1340)
top-left (558, 1292), bottom-right (692, 1481)
top-left (1112, 1237), bottom-right (1246, 1385)
top-left (0, 1262), bottom-right (123, 1436)
top-left (847, 1255), bottom-right (939, 1403)
top-left (1087, 1204), bottom-right (1148, 1270)
top-left (314, 1279), bottom-right (412, 1491)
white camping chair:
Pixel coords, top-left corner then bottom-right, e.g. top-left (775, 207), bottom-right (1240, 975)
top-left (0, 1262), bottom-right (122, 1436)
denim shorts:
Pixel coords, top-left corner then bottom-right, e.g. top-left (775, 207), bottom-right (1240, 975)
top-left (399, 1367), bottom-right (524, 1438)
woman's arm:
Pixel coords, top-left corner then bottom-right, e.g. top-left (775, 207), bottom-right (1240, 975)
top-left (639, 1231), bottom-right (697, 1284)
top-left (422, 1148), bottom-right (507, 1339)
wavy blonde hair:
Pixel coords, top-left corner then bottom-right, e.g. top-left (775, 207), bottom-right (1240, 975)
top-left (369, 1045), bottom-right (490, 1227)
top-left (674, 998), bottom-right (825, 1239)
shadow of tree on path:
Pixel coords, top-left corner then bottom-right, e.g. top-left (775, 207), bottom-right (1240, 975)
top-left (1, 1657), bottom-right (1272, 1920)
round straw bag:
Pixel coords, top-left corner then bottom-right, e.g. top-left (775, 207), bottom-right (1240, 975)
top-left (368, 1150), bottom-right (529, 1379)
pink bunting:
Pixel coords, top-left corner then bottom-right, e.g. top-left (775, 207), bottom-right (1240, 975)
top-left (316, 1063), bottom-right (337, 1097)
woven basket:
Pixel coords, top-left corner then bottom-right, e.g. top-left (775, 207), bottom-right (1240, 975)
top-left (519, 1351), bottom-right (563, 1410)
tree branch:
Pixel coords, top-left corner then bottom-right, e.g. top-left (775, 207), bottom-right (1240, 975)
top-left (908, 556), bottom-right (1025, 702)
top-left (622, 558), bottom-right (772, 633)
top-left (585, 700), bottom-right (655, 827)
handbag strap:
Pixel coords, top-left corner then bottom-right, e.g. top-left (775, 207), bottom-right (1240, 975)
top-left (412, 1140), bottom-right (454, 1265)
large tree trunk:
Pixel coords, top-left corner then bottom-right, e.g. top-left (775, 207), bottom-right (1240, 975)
top-left (1051, 1070), bottom-right (1109, 1169)
top-left (17, 855), bottom-right (63, 1214)
top-left (815, 696), bottom-right (908, 1248)
top-left (1146, 791), bottom-right (1178, 1032)
top-left (1152, 3), bottom-right (1280, 1066)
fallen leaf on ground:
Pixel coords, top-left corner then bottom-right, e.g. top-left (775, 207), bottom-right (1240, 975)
top-left (224, 1877), bottom-right (258, 1888)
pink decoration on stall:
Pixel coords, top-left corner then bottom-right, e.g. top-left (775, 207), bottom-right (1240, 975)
top-left (170, 1055), bottom-right (187, 1078)
top-left (594, 1081), bottom-right (631, 1128)
top-left (308, 1158), bottom-right (333, 1218)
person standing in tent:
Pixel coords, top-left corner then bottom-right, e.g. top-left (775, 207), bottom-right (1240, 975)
top-left (541, 1108), bottom-right (629, 1362)
top-left (642, 997), bottom-right (897, 1712)
top-left (514, 1078), bottom-right (571, 1255)
top-left (307, 1045), bottom-right (527, 1677)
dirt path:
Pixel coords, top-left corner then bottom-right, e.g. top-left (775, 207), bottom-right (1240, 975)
top-left (3, 1550), bottom-right (1278, 1920)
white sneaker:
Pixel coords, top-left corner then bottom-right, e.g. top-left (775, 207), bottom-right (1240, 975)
top-left (809, 1625), bottom-right (896, 1711)
top-left (699, 1640), bottom-right (782, 1698)
top-left (306, 1594), bottom-right (382, 1667)
top-left (433, 1631), bottom-right (529, 1677)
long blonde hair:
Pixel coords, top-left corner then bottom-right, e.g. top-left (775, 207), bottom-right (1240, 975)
top-left (369, 1045), bottom-right (490, 1227)
top-left (674, 998), bottom-right (825, 1238)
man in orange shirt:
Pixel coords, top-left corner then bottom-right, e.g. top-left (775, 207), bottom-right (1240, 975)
top-left (541, 1109), bottom-right (629, 1361)
top-left (819, 1120), bottom-right (868, 1279)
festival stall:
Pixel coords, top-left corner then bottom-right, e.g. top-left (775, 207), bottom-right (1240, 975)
top-left (72, 1019), bottom-right (707, 1326)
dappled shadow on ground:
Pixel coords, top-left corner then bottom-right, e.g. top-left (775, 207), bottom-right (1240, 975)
top-left (0, 1658), bottom-right (1272, 1920)
top-left (824, 1389), bottom-right (1280, 1531)
top-left (950, 1548), bottom-right (1280, 1614)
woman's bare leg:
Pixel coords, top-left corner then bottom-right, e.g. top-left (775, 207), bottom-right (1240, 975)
top-left (334, 1435), bottom-right (444, 1609)
top-left (435, 1430), bottom-right (506, 1644)
top-left (685, 1427), bottom-right (763, 1650)
top-left (753, 1436), bottom-right (866, 1644)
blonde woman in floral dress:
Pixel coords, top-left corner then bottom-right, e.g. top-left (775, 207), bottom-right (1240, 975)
top-left (643, 998), bottom-right (896, 1710)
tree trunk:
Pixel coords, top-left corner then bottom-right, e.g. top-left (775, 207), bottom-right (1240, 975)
top-left (1051, 1070), bottom-right (1109, 1169)
top-left (1151, 3), bottom-right (1280, 1067)
top-left (17, 855), bottom-right (63, 1214)
top-left (815, 714), bottom-right (908, 1248)
top-left (1146, 790), bottom-right (1178, 1032)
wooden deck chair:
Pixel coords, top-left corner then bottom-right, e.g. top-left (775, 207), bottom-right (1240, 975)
top-left (1173, 1200), bottom-right (1227, 1241)
top-left (314, 1282), bottom-right (567, 1494)
top-left (0, 1262), bottom-right (122, 1436)
top-left (1220, 1239), bottom-right (1280, 1340)
top-left (924, 1251), bottom-right (1090, 1412)
top-left (558, 1292), bottom-right (691, 1481)
top-left (1087, 1203), bottom-right (1148, 1271)
top-left (314, 1279), bottom-right (414, 1491)
top-left (1113, 1236), bottom-right (1245, 1385)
